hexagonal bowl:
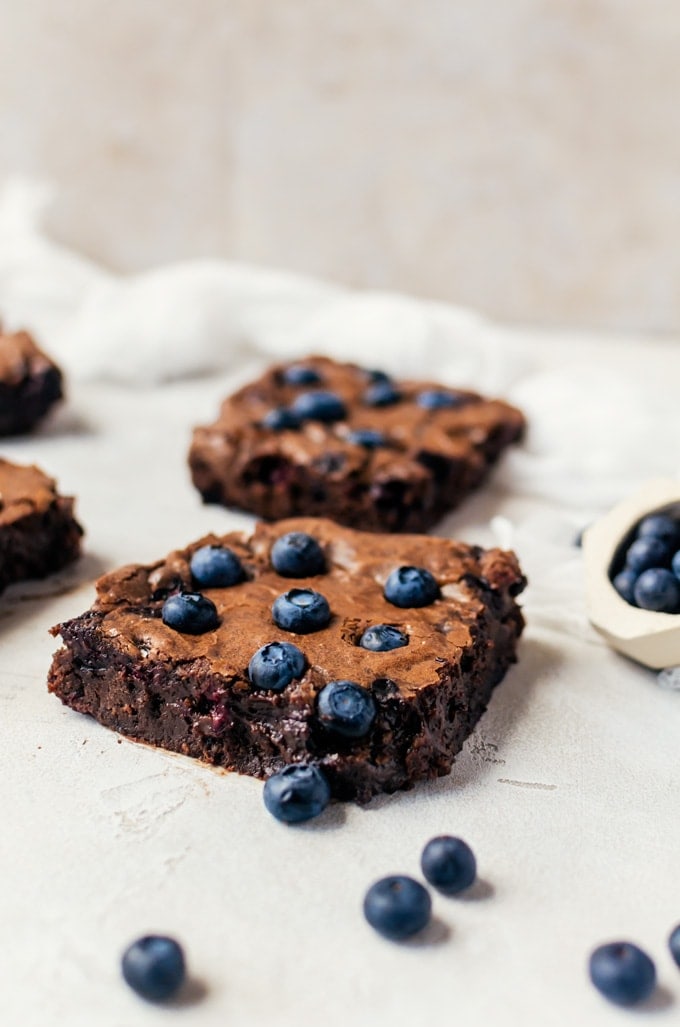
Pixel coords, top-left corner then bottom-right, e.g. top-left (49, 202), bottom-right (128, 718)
top-left (583, 479), bottom-right (680, 669)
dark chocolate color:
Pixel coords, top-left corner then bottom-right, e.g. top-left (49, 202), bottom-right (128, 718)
top-left (0, 330), bottom-right (63, 435)
top-left (48, 518), bottom-right (525, 802)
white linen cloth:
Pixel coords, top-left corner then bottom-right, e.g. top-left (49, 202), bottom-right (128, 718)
top-left (0, 179), bottom-right (679, 1026)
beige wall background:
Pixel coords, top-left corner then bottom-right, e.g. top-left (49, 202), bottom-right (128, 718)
top-left (1, 0), bottom-right (679, 333)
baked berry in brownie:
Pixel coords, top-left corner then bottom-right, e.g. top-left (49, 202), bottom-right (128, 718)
top-left (48, 518), bottom-right (525, 802)
top-left (189, 356), bottom-right (525, 533)
top-left (0, 459), bottom-right (82, 593)
top-left (0, 329), bottom-right (63, 435)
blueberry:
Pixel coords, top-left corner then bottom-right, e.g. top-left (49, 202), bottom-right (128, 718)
top-left (190, 545), bottom-right (244, 588)
top-left (272, 588), bottom-right (331, 633)
top-left (588, 942), bottom-right (656, 1006)
top-left (416, 389), bottom-right (466, 410)
top-left (384, 566), bottom-right (439, 608)
top-left (363, 381), bottom-right (402, 407)
top-left (121, 935), bottom-right (186, 1002)
top-left (637, 513), bottom-right (680, 546)
top-left (271, 532), bottom-right (326, 577)
top-left (612, 569), bottom-right (638, 605)
top-left (263, 764), bottom-right (331, 823)
top-left (261, 407), bottom-right (301, 431)
top-left (673, 550), bottom-right (680, 579)
top-left (281, 365), bottom-right (322, 386)
top-left (633, 568), bottom-right (680, 612)
top-left (346, 428), bottom-right (387, 449)
top-left (162, 592), bottom-right (219, 634)
top-left (317, 680), bottom-right (376, 738)
top-left (364, 368), bottom-right (392, 384)
top-left (668, 924), bottom-right (680, 967)
top-left (363, 876), bottom-right (432, 941)
top-left (359, 624), bottom-right (408, 652)
top-left (625, 537), bottom-right (671, 572)
top-left (421, 836), bottom-right (477, 894)
top-left (290, 390), bottom-right (347, 423)
top-left (248, 641), bottom-right (306, 691)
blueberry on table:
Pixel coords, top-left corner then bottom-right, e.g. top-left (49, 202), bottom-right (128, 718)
top-left (668, 924), bottom-right (680, 967)
top-left (416, 389), bottom-right (465, 410)
top-left (272, 588), bottom-right (331, 633)
top-left (612, 569), bottom-right (638, 605)
top-left (384, 566), bottom-right (439, 608)
top-left (121, 935), bottom-right (186, 1002)
top-left (263, 764), bottom-right (331, 823)
top-left (633, 568), bottom-right (680, 613)
top-left (290, 390), bottom-right (347, 423)
top-left (346, 428), bottom-right (387, 449)
top-left (359, 624), bottom-right (408, 652)
top-left (625, 537), bottom-right (672, 573)
top-left (637, 513), bottom-right (680, 546)
top-left (317, 680), bottom-right (376, 738)
top-left (421, 836), bottom-right (477, 894)
top-left (281, 365), bottom-right (323, 386)
top-left (248, 641), bottom-right (306, 691)
top-left (161, 592), bottom-right (219, 634)
top-left (262, 407), bottom-right (301, 431)
top-left (588, 942), bottom-right (656, 1006)
top-left (271, 531), bottom-right (326, 577)
top-left (190, 545), bottom-right (244, 588)
top-left (363, 876), bottom-right (432, 941)
top-left (363, 381), bottom-right (402, 407)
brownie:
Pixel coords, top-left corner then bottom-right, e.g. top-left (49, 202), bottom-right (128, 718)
top-left (0, 459), bottom-right (82, 593)
top-left (189, 356), bottom-right (525, 533)
top-left (48, 518), bottom-right (525, 802)
top-left (0, 329), bottom-right (63, 435)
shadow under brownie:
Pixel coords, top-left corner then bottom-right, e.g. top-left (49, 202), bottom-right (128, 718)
top-left (48, 518), bottom-right (525, 802)
top-left (189, 356), bottom-right (525, 533)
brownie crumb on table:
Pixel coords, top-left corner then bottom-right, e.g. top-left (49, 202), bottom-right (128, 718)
top-left (48, 518), bottom-right (525, 803)
top-left (0, 458), bottom-right (82, 594)
top-left (0, 329), bottom-right (63, 435)
top-left (188, 356), bottom-right (525, 533)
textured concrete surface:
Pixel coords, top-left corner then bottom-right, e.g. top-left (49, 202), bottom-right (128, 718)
top-left (1, 1), bottom-right (680, 332)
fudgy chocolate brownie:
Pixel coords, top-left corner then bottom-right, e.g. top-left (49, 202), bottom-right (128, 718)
top-left (0, 459), bottom-right (82, 593)
top-left (189, 356), bottom-right (525, 533)
top-left (48, 518), bottom-right (525, 802)
top-left (0, 329), bottom-right (63, 435)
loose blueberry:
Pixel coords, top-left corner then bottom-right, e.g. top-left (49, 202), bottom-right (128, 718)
top-left (672, 550), bottom-right (680, 579)
top-left (162, 592), bottom-right (219, 634)
top-left (346, 428), bottom-right (387, 449)
top-left (637, 513), bottom-right (680, 546)
top-left (263, 764), bottom-right (331, 823)
top-left (421, 836), bottom-right (477, 894)
top-left (281, 365), bottom-right (322, 386)
top-left (668, 924), bottom-right (680, 967)
top-left (190, 545), bottom-right (244, 588)
top-left (272, 588), bottom-right (331, 633)
top-left (384, 566), bottom-right (439, 608)
top-left (625, 536), bottom-right (672, 573)
top-left (261, 407), bottom-right (301, 431)
top-left (248, 641), bottom-right (306, 691)
top-left (363, 876), bottom-right (432, 941)
top-left (359, 624), bottom-right (408, 652)
top-left (290, 390), bottom-right (347, 423)
top-left (271, 531), bottom-right (326, 577)
top-left (416, 389), bottom-right (466, 410)
top-left (588, 942), bottom-right (656, 1006)
top-left (317, 680), bottom-right (376, 738)
top-left (363, 381), bottom-right (402, 407)
top-left (633, 568), bottom-right (680, 613)
top-left (612, 569), bottom-right (638, 605)
top-left (121, 935), bottom-right (186, 1002)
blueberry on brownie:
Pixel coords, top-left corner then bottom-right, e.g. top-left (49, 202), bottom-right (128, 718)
top-left (188, 355), bottom-right (525, 533)
top-left (48, 517), bottom-right (525, 803)
top-left (0, 458), bottom-right (82, 594)
top-left (0, 329), bottom-right (63, 435)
